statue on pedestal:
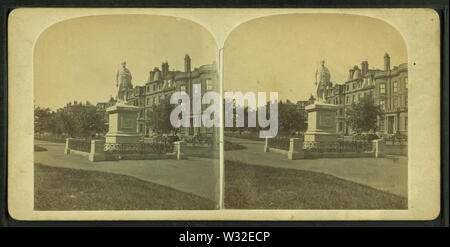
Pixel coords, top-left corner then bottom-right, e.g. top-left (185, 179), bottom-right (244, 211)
top-left (116, 61), bottom-right (133, 103)
top-left (315, 60), bottom-right (331, 102)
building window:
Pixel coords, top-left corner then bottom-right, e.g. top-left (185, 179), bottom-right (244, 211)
top-left (393, 97), bottom-right (398, 108)
top-left (153, 84), bottom-right (156, 91)
top-left (379, 118), bottom-right (385, 131)
top-left (352, 95), bottom-right (355, 103)
top-left (346, 96), bottom-right (349, 104)
top-left (380, 100), bottom-right (385, 110)
top-left (393, 81), bottom-right (398, 93)
top-left (380, 83), bottom-right (385, 94)
top-left (405, 77), bottom-right (408, 89)
top-left (206, 79), bottom-right (213, 91)
top-left (180, 85), bottom-right (186, 92)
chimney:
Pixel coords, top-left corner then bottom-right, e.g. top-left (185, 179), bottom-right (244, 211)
top-left (161, 62), bottom-right (169, 78)
top-left (353, 65), bottom-right (361, 79)
top-left (154, 68), bottom-right (162, 81)
top-left (149, 71), bottom-right (155, 82)
top-left (384, 53), bottom-right (390, 71)
top-left (361, 60), bottom-right (368, 76)
top-left (349, 69), bottom-right (354, 79)
top-left (185, 54), bottom-right (191, 73)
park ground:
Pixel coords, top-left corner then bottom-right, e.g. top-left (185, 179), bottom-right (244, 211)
top-left (35, 163), bottom-right (216, 210)
top-left (34, 140), bottom-right (219, 210)
top-left (224, 137), bottom-right (407, 209)
top-left (34, 136), bottom-right (407, 210)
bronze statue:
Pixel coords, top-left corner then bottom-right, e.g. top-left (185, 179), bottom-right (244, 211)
top-left (116, 61), bottom-right (133, 103)
top-left (315, 60), bottom-right (331, 102)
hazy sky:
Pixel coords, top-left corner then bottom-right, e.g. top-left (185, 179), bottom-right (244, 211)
top-left (35, 13), bottom-right (407, 110)
top-left (34, 15), bottom-right (217, 110)
top-left (223, 13), bottom-right (408, 103)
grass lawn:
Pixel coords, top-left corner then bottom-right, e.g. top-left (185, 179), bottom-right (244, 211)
top-left (225, 160), bottom-right (407, 209)
top-left (34, 163), bottom-right (217, 210)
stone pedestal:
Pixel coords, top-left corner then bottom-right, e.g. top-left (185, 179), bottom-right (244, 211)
top-left (89, 139), bottom-right (106, 162)
top-left (105, 103), bottom-right (141, 144)
top-left (288, 138), bottom-right (304, 160)
top-left (64, 138), bottom-right (71, 155)
top-left (304, 103), bottom-right (339, 143)
top-left (372, 139), bottom-right (385, 158)
top-left (264, 137), bottom-right (269, 152)
top-left (174, 141), bottom-right (185, 160)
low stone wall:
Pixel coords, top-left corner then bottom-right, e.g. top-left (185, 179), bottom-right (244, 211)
top-left (103, 152), bottom-right (177, 161)
top-left (303, 151), bottom-right (374, 159)
top-left (68, 149), bottom-right (90, 157)
top-left (373, 140), bottom-right (407, 157)
top-left (64, 138), bottom-right (185, 162)
top-left (265, 147), bottom-right (289, 155)
top-left (264, 137), bottom-right (376, 160)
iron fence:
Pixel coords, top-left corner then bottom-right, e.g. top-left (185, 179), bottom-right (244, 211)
top-left (267, 137), bottom-right (291, 151)
top-left (34, 135), bottom-right (67, 143)
top-left (382, 134), bottom-right (408, 145)
top-left (68, 139), bottom-right (91, 152)
top-left (303, 140), bottom-right (373, 153)
top-left (104, 142), bottom-right (175, 154)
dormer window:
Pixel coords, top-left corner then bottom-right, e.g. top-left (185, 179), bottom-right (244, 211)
top-left (380, 83), bottom-right (386, 94)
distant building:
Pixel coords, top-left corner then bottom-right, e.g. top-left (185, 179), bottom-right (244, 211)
top-left (324, 84), bottom-right (346, 134)
top-left (96, 96), bottom-right (117, 122)
top-left (98, 54), bottom-right (218, 137)
top-left (58, 100), bottom-right (96, 114)
top-left (323, 53), bottom-right (408, 136)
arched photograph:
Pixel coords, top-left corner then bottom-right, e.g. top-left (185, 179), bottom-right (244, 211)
top-left (223, 13), bottom-right (409, 209)
top-left (33, 14), bottom-right (220, 210)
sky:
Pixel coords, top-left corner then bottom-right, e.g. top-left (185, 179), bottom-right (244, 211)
top-left (223, 13), bottom-right (408, 103)
top-left (35, 13), bottom-right (407, 110)
top-left (34, 15), bottom-right (217, 110)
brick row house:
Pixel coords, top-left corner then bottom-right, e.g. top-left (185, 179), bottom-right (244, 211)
top-left (321, 53), bottom-right (408, 136)
top-left (97, 54), bottom-right (219, 137)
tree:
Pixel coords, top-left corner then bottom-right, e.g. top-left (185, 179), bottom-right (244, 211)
top-left (55, 111), bottom-right (78, 137)
top-left (34, 107), bottom-right (53, 135)
top-left (346, 96), bottom-right (381, 134)
top-left (147, 97), bottom-right (176, 135)
top-left (35, 103), bottom-right (107, 138)
top-left (277, 101), bottom-right (307, 135)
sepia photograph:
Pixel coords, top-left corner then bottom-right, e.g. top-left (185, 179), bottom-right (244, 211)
top-left (223, 14), bottom-right (408, 209)
top-left (32, 14), bottom-right (220, 210)
top-left (7, 8), bottom-right (441, 221)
